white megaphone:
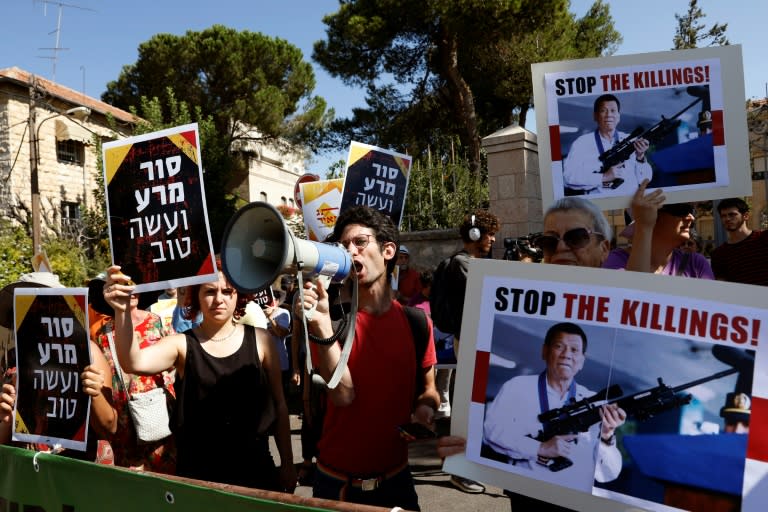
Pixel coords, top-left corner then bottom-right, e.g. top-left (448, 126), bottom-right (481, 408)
top-left (220, 201), bottom-right (352, 294)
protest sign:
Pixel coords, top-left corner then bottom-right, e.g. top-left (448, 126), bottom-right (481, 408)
top-left (252, 287), bottom-right (275, 307)
top-left (445, 260), bottom-right (768, 511)
top-left (339, 141), bottom-right (412, 227)
top-left (300, 178), bottom-right (344, 241)
top-left (532, 45), bottom-right (750, 211)
top-left (102, 123), bottom-right (217, 293)
top-left (12, 288), bottom-right (90, 451)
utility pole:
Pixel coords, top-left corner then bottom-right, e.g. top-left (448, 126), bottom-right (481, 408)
top-left (28, 75), bottom-right (41, 255)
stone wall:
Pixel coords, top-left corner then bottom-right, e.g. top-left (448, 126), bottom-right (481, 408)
top-left (400, 228), bottom-right (463, 272)
top-left (399, 125), bottom-right (541, 272)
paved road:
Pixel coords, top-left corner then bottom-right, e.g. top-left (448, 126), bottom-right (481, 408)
top-left (284, 415), bottom-right (510, 512)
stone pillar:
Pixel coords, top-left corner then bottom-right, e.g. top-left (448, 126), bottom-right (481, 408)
top-left (482, 125), bottom-right (542, 251)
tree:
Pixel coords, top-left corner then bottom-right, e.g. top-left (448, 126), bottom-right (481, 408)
top-left (102, 25), bottom-right (331, 243)
top-left (466, 0), bottom-right (621, 128)
top-left (314, 0), bottom-right (621, 175)
top-left (402, 138), bottom-right (489, 231)
top-left (672, 0), bottom-right (729, 50)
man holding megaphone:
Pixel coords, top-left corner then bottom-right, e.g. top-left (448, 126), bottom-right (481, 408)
top-left (297, 206), bottom-right (439, 511)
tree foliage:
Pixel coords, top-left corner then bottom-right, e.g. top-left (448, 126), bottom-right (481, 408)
top-left (102, 26), bottom-right (331, 244)
top-left (103, 25), bottom-right (331, 149)
top-left (402, 139), bottom-right (488, 231)
top-left (314, 0), bottom-right (621, 176)
top-left (0, 220), bottom-right (33, 288)
top-left (672, 0), bottom-right (729, 50)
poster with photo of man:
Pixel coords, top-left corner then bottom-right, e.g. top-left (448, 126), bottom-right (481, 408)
top-left (532, 45), bottom-right (751, 211)
top-left (102, 123), bottom-right (217, 293)
top-left (444, 260), bottom-right (768, 512)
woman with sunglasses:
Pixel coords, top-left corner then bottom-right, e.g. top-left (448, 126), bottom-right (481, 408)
top-left (532, 197), bottom-right (613, 268)
top-left (603, 180), bottom-right (714, 278)
top-left (440, 197), bottom-right (617, 512)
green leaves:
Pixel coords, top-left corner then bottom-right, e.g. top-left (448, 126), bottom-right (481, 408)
top-left (672, 0), bottom-right (729, 50)
top-left (103, 25), bottom-right (328, 147)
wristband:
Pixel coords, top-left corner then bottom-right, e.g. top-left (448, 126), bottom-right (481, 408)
top-left (600, 433), bottom-right (616, 446)
top-left (307, 317), bottom-right (347, 346)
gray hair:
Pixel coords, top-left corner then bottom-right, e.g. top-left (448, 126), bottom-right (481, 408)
top-left (545, 197), bottom-right (613, 241)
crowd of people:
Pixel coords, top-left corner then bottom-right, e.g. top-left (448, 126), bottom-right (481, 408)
top-left (1, 184), bottom-right (764, 510)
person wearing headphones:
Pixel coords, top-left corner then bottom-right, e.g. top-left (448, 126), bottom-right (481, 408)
top-left (435, 209), bottom-right (499, 494)
top-left (450, 210), bottom-right (499, 354)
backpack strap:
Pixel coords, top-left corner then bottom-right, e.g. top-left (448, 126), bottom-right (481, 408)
top-left (403, 305), bottom-right (430, 406)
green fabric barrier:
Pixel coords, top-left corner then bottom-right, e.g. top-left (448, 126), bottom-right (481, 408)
top-left (0, 445), bottom-right (329, 511)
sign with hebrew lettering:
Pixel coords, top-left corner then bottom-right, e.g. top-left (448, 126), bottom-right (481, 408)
top-left (301, 178), bottom-right (344, 242)
top-left (12, 288), bottom-right (90, 451)
top-left (102, 123), bottom-right (217, 293)
top-left (531, 45), bottom-right (750, 211)
top-left (445, 260), bottom-right (768, 512)
top-left (339, 141), bottom-right (412, 228)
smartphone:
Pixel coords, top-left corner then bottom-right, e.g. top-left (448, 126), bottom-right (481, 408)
top-left (397, 422), bottom-right (437, 442)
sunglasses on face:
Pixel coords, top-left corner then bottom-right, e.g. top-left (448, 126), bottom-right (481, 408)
top-left (532, 228), bottom-right (603, 254)
top-left (659, 203), bottom-right (696, 218)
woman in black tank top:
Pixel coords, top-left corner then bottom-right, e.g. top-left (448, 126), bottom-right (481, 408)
top-left (103, 264), bottom-right (296, 492)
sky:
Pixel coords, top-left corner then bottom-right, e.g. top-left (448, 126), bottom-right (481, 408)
top-left (2, 0), bottom-right (766, 173)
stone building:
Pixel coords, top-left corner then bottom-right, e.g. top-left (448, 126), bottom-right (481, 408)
top-left (0, 67), bottom-right (307, 245)
top-left (0, 67), bottom-right (134, 239)
top-left (748, 98), bottom-right (768, 229)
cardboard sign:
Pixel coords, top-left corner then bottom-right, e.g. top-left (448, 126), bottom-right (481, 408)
top-left (300, 178), bottom-right (344, 242)
top-left (102, 123), bottom-right (217, 293)
top-left (532, 45), bottom-right (750, 211)
top-left (445, 260), bottom-right (768, 511)
top-left (339, 141), bottom-right (412, 228)
top-left (12, 288), bottom-right (90, 451)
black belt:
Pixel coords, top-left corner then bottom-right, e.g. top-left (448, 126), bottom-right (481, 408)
top-left (316, 460), bottom-right (408, 491)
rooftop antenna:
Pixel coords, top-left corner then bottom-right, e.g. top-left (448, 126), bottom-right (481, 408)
top-left (34, 0), bottom-right (96, 82)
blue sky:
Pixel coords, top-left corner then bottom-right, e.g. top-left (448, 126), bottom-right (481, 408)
top-left (2, 0), bottom-right (765, 172)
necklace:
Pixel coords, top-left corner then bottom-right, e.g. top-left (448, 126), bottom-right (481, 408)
top-left (207, 323), bottom-right (239, 342)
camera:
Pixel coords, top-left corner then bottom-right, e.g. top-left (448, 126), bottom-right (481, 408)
top-left (503, 234), bottom-right (543, 263)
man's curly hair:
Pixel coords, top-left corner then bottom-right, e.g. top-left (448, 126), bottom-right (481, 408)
top-left (459, 210), bottom-right (500, 243)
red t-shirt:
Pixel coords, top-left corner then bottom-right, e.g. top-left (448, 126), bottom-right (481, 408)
top-left (397, 268), bottom-right (422, 302)
top-left (316, 301), bottom-right (436, 474)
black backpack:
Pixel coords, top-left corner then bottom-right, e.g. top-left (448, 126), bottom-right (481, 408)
top-left (429, 251), bottom-right (465, 336)
top-left (403, 306), bottom-right (430, 406)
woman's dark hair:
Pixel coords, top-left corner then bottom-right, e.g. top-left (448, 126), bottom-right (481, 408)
top-left (325, 206), bottom-right (400, 277)
top-left (183, 257), bottom-right (254, 320)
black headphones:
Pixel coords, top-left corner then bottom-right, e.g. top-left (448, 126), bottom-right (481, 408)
top-left (468, 214), bottom-right (481, 241)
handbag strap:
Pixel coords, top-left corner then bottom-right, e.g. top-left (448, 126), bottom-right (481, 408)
top-left (106, 328), bottom-right (132, 399)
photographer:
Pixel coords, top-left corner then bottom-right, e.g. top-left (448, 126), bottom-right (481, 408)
top-left (503, 235), bottom-right (543, 263)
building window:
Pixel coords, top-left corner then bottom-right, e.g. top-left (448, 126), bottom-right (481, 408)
top-left (61, 201), bottom-right (81, 232)
top-left (56, 140), bottom-right (85, 165)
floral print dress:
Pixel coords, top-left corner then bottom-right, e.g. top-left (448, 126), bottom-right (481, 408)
top-left (94, 312), bottom-right (176, 474)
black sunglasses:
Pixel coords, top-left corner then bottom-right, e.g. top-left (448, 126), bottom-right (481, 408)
top-left (532, 228), bottom-right (603, 254)
top-left (659, 203), bottom-right (696, 218)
